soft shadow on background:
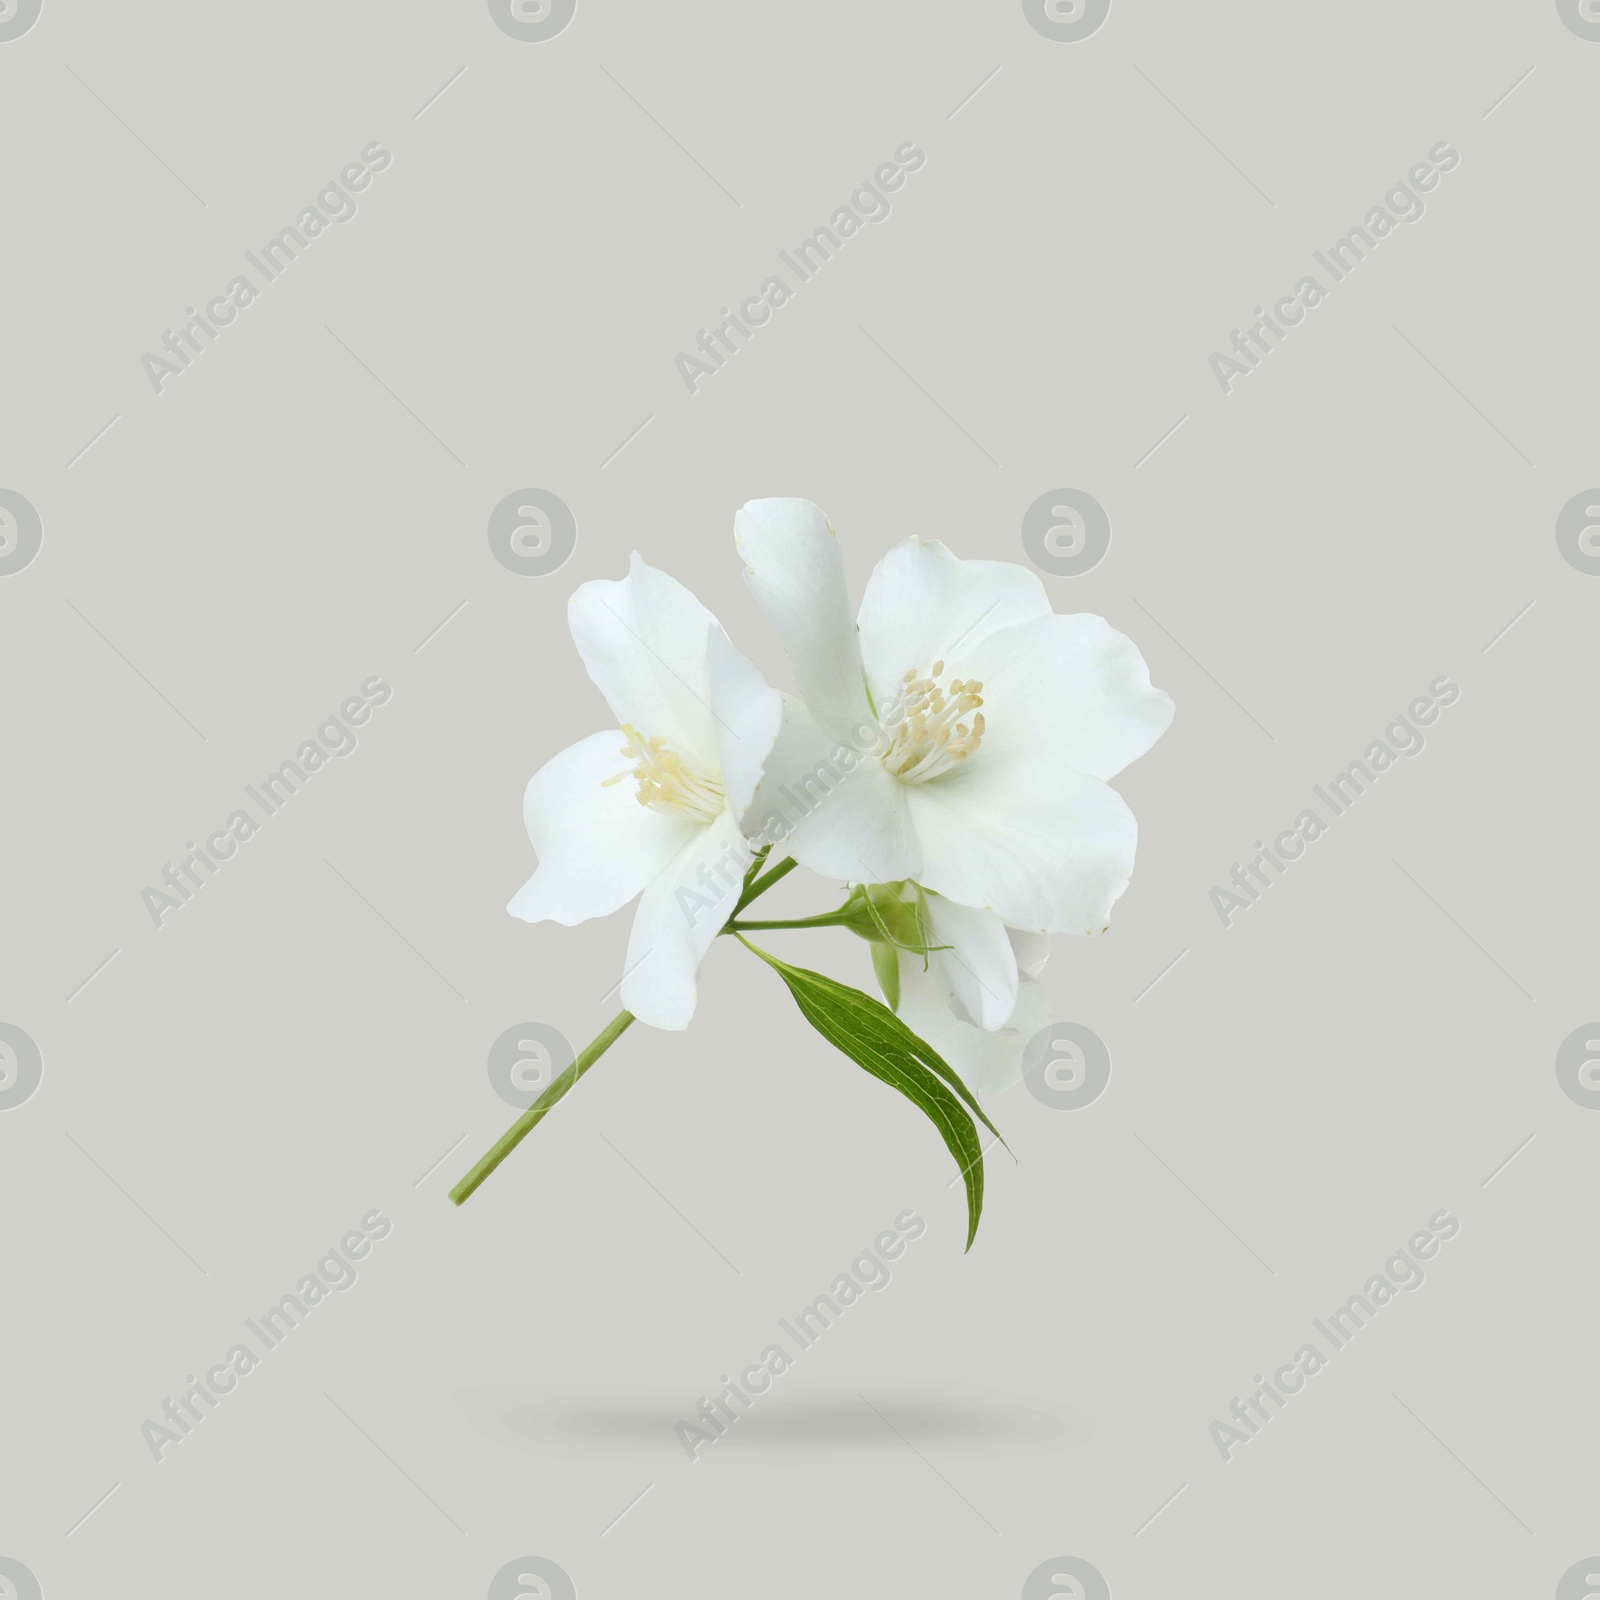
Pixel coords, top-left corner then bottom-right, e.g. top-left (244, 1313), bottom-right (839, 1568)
top-left (457, 1381), bottom-right (1088, 1459)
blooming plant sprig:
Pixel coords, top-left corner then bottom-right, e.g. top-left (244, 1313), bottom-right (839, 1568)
top-left (451, 500), bottom-right (1174, 1247)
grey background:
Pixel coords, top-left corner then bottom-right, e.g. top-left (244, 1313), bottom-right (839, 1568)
top-left (2, 1), bottom-right (1596, 1595)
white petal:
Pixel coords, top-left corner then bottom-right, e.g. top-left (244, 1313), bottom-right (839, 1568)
top-left (706, 627), bottom-right (782, 826)
top-left (963, 611), bottom-right (1174, 782)
top-left (567, 553), bottom-right (720, 769)
top-left (508, 731), bottom-right (699, 926)
top-left (856, 538), bottom-right (1051, 708)
top-left (621, 810), bottom-right (749, 1030)
top-left (905, 749), bottom-right (1138, 935)
top-left (919, 894), bottom-right (1019, 1031)
top-left (897, 966), bottom-right (1051, 1097)
top-left (734, 499), bottom-right (872, 738)
top-left (745, 697), bottom-right (921, 884)
top-left (1008, 926), bottom-right (1052, 981)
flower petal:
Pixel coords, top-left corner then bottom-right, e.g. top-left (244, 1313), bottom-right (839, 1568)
top-left (904, 749), bottom-right (1138, 935)
top-left (567, 553), bottom-right (720, 769)
top-left (706, 626), bottom-right (782, 826)
top-left (1008, 926), bottom-right (1052, 981)
top-left (856, 538), bottom-right (1051, 709)
top-left (508, 730), bottom-right (700, 926)
top-left (745, 698), bottom-right (922, 884)
top-left (735, 498), bottom-right (871, 738)
top-left (897, 965), bottom-right (1051, 1096)
top-left (963, 611), bottom-right (1174, 782)
top-left (917, 893), bottom-right (1019, 1031)
top-left (621, 810), bottom-right (749, 1030)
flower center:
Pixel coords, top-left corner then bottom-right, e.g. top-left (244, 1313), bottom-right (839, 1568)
top-left (601, 724), bottom-right (725, 821)
top-left (880, 660), bottom-right (985, 784)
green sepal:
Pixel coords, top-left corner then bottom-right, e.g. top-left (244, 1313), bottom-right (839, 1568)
top-left (870, 939), bottom-right (901, 1011)
top-left (835, 881), bottom-right (946, 959)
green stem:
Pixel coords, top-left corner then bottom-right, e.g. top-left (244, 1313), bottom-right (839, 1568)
top-left (449, 1011), bottom-right (634, 1205)
top-left (451, 855), bottom-right (802, 1207)
top-left (732, 854), bottom-right (798, 915)
top-left (725, 911), bottom-right (855, 932)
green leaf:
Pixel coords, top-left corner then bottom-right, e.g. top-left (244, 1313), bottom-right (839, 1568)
top-left (739, 938), bottom-right (1002, 1250)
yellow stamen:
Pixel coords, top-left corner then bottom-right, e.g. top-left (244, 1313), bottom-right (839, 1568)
top-left (603, 723), bottom-right (724, 820)
top-left (879, 663), bottom-right (985, 782)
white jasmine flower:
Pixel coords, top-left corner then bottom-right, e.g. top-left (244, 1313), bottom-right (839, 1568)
top-left (865, 885), bottom-right (1052, 1094)
top-left (508, 555), bottom-right (780, 1030)
top-left (895, 898), bottom-right (1053, 1094)
top-left (734, 498), bottom-right (1174, 944)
